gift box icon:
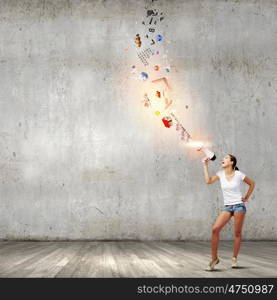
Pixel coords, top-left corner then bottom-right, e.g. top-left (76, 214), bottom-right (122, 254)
top-left (162, 116), bottom-right (173, 128)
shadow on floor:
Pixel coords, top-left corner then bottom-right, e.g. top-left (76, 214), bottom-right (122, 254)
top-left (205, 266), bottom-right (251, 272)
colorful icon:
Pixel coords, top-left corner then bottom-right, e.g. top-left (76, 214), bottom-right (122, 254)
top-left (162, 117), bottom-right (173, 128)
top-left (135, 34), bottom-right (142, 47)
top-left (156, 91), bottom-right (161, 98)
top-left (154, 65), bottom-right (160, 71)
top-left (140, 72), bottom-right (148, 81)
top-left (164, 98), bottom-right (173, 110)
top-left (155, 111), bottom-right (161, 116)
top-left (156, 34), bottom-right (163, 42)
top-left (143, 93), bottom-right (151, 107)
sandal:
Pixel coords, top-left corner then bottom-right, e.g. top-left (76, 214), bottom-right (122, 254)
top-left (206, 257), bottom-right (220, 271)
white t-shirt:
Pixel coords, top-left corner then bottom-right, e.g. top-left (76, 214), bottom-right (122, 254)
top-left (216, 169), bottom-right (246, 205)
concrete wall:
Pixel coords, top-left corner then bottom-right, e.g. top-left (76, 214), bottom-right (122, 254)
top-left (0, 0), bottom-right (276, 240)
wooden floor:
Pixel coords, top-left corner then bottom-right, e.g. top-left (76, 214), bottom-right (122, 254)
top-left (0, 241), bottom-right (276, 278)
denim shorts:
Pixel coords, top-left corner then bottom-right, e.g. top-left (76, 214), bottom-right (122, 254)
top-left (223, 203), bottom-right (246, 213)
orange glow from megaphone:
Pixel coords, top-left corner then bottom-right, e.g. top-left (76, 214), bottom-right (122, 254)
top-left (185, 140), bottom-right (212, 149)
top-left (185, 140), bottom-right (204, 149)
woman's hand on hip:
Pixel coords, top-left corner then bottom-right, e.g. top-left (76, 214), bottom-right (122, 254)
top-left (242, 196), bottom-right (249, 202)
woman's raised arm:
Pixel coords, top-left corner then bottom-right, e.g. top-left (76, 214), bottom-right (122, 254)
top-left (202, 158), bottom-right (219, 184)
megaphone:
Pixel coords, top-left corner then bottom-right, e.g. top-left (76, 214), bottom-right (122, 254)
top-left (198, 146), bottom-right (216, 162)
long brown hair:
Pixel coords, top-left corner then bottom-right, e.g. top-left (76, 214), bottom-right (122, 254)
top-left (228, 154), bottom-right (239, 170)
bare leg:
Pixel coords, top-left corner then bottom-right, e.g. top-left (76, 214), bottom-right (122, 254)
top-left (211, 211), bottom-right (232, 261)
top-left (233, 212), bottom-right (246, 258)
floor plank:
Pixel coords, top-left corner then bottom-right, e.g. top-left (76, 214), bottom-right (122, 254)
top-left (0, 241), bottom-right (276, 278)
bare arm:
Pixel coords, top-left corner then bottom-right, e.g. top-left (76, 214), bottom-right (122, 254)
top-left (242, 176), bottom-right (255, 202)
top-left (202, 159), bottom-right (219, 184)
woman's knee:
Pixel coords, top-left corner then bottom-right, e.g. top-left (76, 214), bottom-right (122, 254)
top-left (234, 230), bottom-right (242, 238)
top-left (212, 226), bottom-right (221, 235)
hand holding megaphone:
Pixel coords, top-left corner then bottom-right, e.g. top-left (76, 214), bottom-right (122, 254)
top-left (201, 156), bottom-right (211, 164)
top-left (197, 146), bottom-right (216, 162)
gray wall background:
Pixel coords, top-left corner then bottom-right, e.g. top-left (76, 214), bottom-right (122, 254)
top-left (0, 0), bottom-right (276, 240)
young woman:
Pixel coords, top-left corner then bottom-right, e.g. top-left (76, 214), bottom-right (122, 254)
top-left (202, 154), bottom-right (255, 271)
